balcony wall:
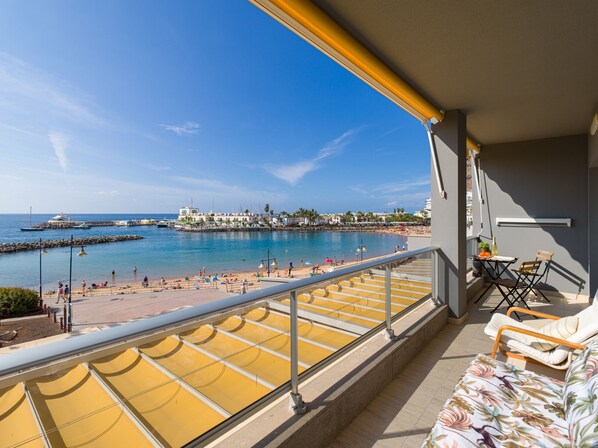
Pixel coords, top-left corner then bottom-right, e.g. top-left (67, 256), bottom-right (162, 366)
top-left (590, 131), bottom-right (598, 297)
top-left (480, 134), bottom-right (591, 295)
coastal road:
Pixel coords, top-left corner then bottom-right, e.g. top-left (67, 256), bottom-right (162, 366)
top-left (62, 288), bottom-right (233, 331)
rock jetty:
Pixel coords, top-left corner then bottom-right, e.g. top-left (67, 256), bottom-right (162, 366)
top-left (0, 235), bottom-right (143, 254)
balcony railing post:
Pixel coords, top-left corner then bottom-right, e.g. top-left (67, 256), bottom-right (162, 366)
top-left (289, 290), bottom-right (308, 414)
top-left (385, 265), bottom-right (398, 340)
top-left (432, 250), bottom-right (441, 306)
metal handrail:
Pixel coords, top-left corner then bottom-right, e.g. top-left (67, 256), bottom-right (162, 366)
top-left (0, 246), bottom-right (438, 378)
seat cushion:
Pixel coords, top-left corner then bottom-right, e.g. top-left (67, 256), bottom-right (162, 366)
top-left (423, 354), bottom-right (567, 447)
top-left (569, 298), bottom-right (598, 344)
top-left (531, 316), bottom-right (579, 351)
top-left (563, 340), bottom-right (598, 447)
top-left (485, 313), bottom-right (573, 367)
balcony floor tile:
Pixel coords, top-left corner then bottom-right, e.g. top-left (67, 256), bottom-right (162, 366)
top-left (328, 287), bottom-right (590, 448)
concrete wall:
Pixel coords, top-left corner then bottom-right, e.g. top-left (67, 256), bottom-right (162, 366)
top-left (589, 130), bottom-right (598, 168)
top-left (407, 235), bottom-right (431, 251)
top-left (480, 134), bottom-right (590, 295)
top-left (589, 132), bottom-right (598, 297)
top-left (431, 110), bottom-right (468, 318)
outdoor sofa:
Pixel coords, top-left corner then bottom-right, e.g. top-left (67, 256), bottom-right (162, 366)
top-left (423, 340), bottom-right (598, 447)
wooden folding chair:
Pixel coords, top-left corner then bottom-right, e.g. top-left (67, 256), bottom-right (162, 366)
top-left (530, 249), bottom-right (554, 302)
top-left (489, 260), bottom-right (542, 315)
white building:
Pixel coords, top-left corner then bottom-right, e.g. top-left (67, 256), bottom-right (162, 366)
top-left (178, 208), bottom-right (260, 227)
top-left (415, 198), bottom-right (432, 219)
top-left (466, 192), bottom-right (473, 227)
top-left (178, 206), bottom-right (200, 219)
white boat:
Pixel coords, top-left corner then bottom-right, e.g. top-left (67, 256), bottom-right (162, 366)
top-left (73, 223), bottom-right (91, 229)
top-left (156, 220), bottom-right (169, 228)
top-left (48, 213), bottom-right (75, 223)
top-left (115, 220), bottom-right (132, 227)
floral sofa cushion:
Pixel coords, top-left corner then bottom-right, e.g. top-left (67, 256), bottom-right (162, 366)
top-left (423, 354), bottom-right (569, 448)
top-left (562, 340), bottom-right (598, 447)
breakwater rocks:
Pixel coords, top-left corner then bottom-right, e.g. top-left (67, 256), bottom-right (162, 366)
top-left (0, 235), bottom-right (144, 254)
top-left (34, 221), bottom-right (115, 229)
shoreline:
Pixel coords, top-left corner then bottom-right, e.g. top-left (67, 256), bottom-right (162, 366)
top-left (42, 250), bottom-right (406, 300)
top-left (16, 228), bottom-right (429, 295)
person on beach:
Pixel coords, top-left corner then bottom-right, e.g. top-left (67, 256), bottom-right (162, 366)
top-left (288, 261), bottom-right (293, 277)
top-left (81, 279), bottom-right (86, 296)
top-left (160, 277), bottom-right (166, 287)
top-left (133, 266), bottom-right (137, 275)
top-left (142, 276), bottom-right (148, 287)
top-left (56, 285), bottom-right (64, 304)
top-left (64, 284), bottom-right (70, 299)
top-left (112, 270), bottom-right (115, 278)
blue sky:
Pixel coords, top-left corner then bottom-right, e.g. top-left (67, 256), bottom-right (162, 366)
top-left (0, 0), bottom-right (430, 214)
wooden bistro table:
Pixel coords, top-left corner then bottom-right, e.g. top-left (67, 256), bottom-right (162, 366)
top-left (474, 255), bottom-right (518, 307)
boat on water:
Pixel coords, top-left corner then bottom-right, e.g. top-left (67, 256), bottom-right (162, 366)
top-left (156, 220), bottom-right (169, 228)
top-left (73, 223), bottom-right (91, 229)
top-left (20, 207), bottom-right (44, 232)
top-left (115, 220), bottom-right (133, 227)
top-left (48, 213), bottom-right (75, 223)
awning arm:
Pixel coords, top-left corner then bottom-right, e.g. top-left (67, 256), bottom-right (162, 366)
top-left (423, 121), bottom-right (446, 199)
top-left (470, 150), bottom-right (483, 205)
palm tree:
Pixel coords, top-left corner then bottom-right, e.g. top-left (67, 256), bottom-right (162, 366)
top-left (342, 211), bottom-right (354, 224)
top-left (264, 203), bottom-right (270, 215)
top-left (306, 209), bottom-right (320, 226)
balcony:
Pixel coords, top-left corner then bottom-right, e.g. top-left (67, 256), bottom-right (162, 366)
top-left (0, 249), bottom-right (439, 447)
top-left (2, 2), bottom-right (596, 447)
top-left (1, 240), bottom-right (589, 447)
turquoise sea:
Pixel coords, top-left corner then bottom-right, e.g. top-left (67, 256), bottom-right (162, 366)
top-left (0, 214), bottom-right (406, 290)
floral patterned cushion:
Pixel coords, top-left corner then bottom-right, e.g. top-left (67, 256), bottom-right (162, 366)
top-left (423, 354), bottom-right (569, 448)
top-left (563, 340), bottom-right (598, 447)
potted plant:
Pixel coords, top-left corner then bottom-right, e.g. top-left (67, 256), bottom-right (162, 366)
top-left (478, 241), bottom-right (491, 257)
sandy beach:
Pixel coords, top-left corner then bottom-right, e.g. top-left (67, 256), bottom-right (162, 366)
top-left (42, 247), bottom-right (412, 302)
top-left (44, 262), bottom-right (348, 300)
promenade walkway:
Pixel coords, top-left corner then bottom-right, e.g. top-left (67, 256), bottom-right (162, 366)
top-left (65, 288), bottom-right (232, 331)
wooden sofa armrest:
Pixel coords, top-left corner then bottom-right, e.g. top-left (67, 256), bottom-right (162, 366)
top-left (491, 325), bottom-right (587, 359)
top-left (506, 307), bottom-right (560, 320)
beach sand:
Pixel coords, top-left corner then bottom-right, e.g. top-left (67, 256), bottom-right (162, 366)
top-left (43, 248), bottom-right (412, 301)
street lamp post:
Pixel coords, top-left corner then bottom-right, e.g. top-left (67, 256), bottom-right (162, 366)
top-left (356, 239), bottom-right (367, 262)
top-left (67, 235), bottom-right (87, 331)
top-left (38, 238), bottom-right (47, 301)
top-left (258, 248), bottom-right (278, 277)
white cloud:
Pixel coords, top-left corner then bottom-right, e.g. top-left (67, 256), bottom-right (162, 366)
top-left (48, 131), bottom-right (69, 172)
top-left (264, 160), bottom-right (317, 186)
top-left (95, 190), bottom-right (119, 196)
top-left (372, 178), bottom-right (430, 195)
top-left (264, 130), bottom-right (355, 185)
top-left (160, 121), bottom-right (200, 136)
top-left (172, 176), bottom-right (286, 204)
top-left (0, 52), bottom-right (105, 128)
top-left (351, 177), bottom-right (431, 211)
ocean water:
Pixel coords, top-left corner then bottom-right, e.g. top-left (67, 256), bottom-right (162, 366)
top-left (0, 214), bottom-right (406, 289)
